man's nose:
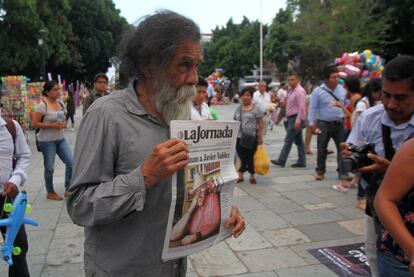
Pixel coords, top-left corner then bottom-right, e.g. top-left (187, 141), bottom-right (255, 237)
top-left (186, 67), bottom-right (198, 85)
top-left (387, 98), bottom-right (398, 110)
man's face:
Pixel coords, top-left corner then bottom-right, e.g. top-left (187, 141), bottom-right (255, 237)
top-left (94, 77), bottom-right (108, 93)
top-left (288, 75), bottom-right (299, 89)
top-left (164, 40), bottom-right (202, 90)
top-left (382, 79), bottom-right (414, 125)
top-left (193, 85), bottom-right (207, 106)
top-left (326, 72), bottom-right (340, 88)
top-left (258, 83), bottom-right (267, 93)
top-left (152, 40), bottom-right (202, 124)
top-left (197, 188), bottom-right (207, 207)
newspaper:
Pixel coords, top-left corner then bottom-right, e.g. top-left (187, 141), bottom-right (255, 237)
top-left (162, 120), bottom-right (240, 260)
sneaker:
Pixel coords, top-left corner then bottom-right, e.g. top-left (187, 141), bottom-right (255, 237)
top-left (315, 173), bottom-right (325, 181)
top-left (271, 160), bottom-right (285, 167)
top-left (47, 192), bottom-right (63, 201)
top-left (332, 184), bottom-right (349, 193)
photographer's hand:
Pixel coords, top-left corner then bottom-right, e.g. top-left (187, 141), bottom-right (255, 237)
top-left (340, 142), bottom-right (352, 158)
top-left (357, 153), bottom-right (390, 174)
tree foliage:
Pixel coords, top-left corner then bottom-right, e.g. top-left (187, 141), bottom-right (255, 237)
top-left (0, 0), bottom-right (128, 83)
top-left (200, 17), bottom-right (267, 79)
top-left (284, 0), bottom-right (391, 82)
top-left (0, 0), bottom-right (43, 75)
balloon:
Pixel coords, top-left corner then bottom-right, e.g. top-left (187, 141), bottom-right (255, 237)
top-left (344, 64), bottom-right (361, 76)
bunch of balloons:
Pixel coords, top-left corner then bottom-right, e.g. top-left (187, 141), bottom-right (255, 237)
top-left (334, 49), bottom-right (384, 80)
top-left (207, 68), bottom-right (230, 92)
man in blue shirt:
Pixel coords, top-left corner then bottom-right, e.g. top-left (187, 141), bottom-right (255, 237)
top-left (344, 55), bottom-right (414, 277)
top-left (308, 66), bottom-right (349, 184)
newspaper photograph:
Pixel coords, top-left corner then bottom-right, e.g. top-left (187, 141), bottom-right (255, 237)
top-left (162, 120), bottom-right (240, 260)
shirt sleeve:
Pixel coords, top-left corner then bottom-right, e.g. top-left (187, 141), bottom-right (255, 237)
top-left (8, 121), bottom-right (31, 187)
top-left (296, 90), bottom-right (307, 124)
top-left (308, 88), bottom-right (318, 126)
top-left (347, 112), bottom-right (365, 144)
top-left (66, 110), bottom-right (147, 227)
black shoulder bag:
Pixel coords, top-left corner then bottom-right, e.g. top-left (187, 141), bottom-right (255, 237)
top-left (238, 106), bottom-right (256, 149)
top-left (364, 124), bottom-right (395, 234)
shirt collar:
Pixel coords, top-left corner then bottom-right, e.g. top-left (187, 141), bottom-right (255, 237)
top-left (125, 80), bottom-right (147, 116)
top-left (381, 106), bottom-right (414, 130)
top-left (321, 83), bottom-right (340, 93)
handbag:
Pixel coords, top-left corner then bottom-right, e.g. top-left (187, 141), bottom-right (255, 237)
top-left (238, 106), bottom-right (257, 149)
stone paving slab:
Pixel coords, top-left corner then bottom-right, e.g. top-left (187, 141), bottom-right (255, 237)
top-left (262, 228), bottom-right (311, 247)
top-left (190, 242), bottom-right (248, 276)
top-left (237, 247), bottom-right (308, 272)
top-left (242, 210), bottom-right (290, 231)
top-left (226, 224), bottom-right (272, 251)
top-left (276, 264), bottom-right (337, 277)
top-left (258, 197), bottom-right (306, 214)
top-left (296, 222), bottom-right (356, 241)
top-left (280, 209), bottom-right (347, 226)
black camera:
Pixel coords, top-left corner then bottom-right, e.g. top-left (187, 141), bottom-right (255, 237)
top-left (342, 143), bottom-right (376, 172)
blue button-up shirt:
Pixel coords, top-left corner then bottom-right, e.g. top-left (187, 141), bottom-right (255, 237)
top-left (347, 104), bottom-right (414, 188)
top-left (347, 104), bottom-right (414, 156)
top-left (0, 117), bottom-right (31, 191)
top-left (308, 83), bottom-right (346, 126)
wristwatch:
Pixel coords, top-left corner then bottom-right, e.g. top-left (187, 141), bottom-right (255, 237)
top-left (196, 231), bottom-right (202, 242)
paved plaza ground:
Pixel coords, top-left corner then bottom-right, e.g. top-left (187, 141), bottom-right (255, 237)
top-left (0, 103), bottom-right (365, 276)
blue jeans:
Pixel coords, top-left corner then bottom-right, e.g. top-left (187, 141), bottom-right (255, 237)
top-left (38, 139), bottom-right (73, 193)
top-left (377, 250), bottom-right (410, 277)
top-left (277, 116), bottom-right (306, 166)
top-left (316, 119), bottom-right (348, 179)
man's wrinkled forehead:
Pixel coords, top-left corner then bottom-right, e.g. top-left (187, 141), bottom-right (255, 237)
top-left (173, 41), bottom-right (202, 63)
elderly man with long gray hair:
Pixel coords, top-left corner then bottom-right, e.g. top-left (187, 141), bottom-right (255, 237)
top-left (66, 10), bottom-right (245, 277)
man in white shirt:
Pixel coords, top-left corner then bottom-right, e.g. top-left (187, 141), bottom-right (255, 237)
top-left (253, 81), bottom-right (271, 136)
top-left (0, 107), bottom-right (31, 277)
top-left (191, 78), bottom-right (212, 121)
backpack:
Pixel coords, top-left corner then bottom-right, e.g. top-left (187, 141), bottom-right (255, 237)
top-left (4, 118), bottom-right (17, 169)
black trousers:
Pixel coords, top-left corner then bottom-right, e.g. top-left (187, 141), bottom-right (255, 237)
top-left (236, 138), bottom-right (258, 175)
top-left (0, 195), bottom-right (30, 277)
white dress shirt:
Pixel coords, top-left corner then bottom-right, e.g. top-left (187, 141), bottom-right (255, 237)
top-left (253, 91), bottom-right (271, 115)
top-left (0, 117), bottom-right (31, 191)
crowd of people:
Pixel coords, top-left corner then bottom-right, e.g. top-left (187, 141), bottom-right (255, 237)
top-left (1, 9), bottom-right (414, 277)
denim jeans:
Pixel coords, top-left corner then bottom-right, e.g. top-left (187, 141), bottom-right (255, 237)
top-left (316, 119), bottom-right (348, 179)
top-left (38, 139), bottom-right (73, 193)
top-left (277, 116), bottom-right (306, 166)
top-left (377, 250), bottom-right (410, 277)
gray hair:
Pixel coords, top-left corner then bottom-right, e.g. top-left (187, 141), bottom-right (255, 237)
top-left (118, 10), bottom-right (201, 80)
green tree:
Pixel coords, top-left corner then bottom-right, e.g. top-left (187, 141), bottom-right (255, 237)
top-left (377, 0), bottom-right (414, 60)
top-left (264, 7), bottom-right (295, 80)
top-left (200, 17), bottom-right (267, 79)
top-left (0, 0), bottom-right (43, 76)
top-left (276, 0), bottom-right (391, 82)
top-left (69, 0), bottom-right (128, 83)
top-left (35, 0), bottom-right (82, 79)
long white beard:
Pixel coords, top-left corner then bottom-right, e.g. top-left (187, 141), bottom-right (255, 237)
top-left (154, 80), bottom-right (195, 124)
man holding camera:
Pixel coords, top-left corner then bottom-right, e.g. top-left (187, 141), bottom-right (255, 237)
top-left (343, 55), bottom-right (414, 276)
